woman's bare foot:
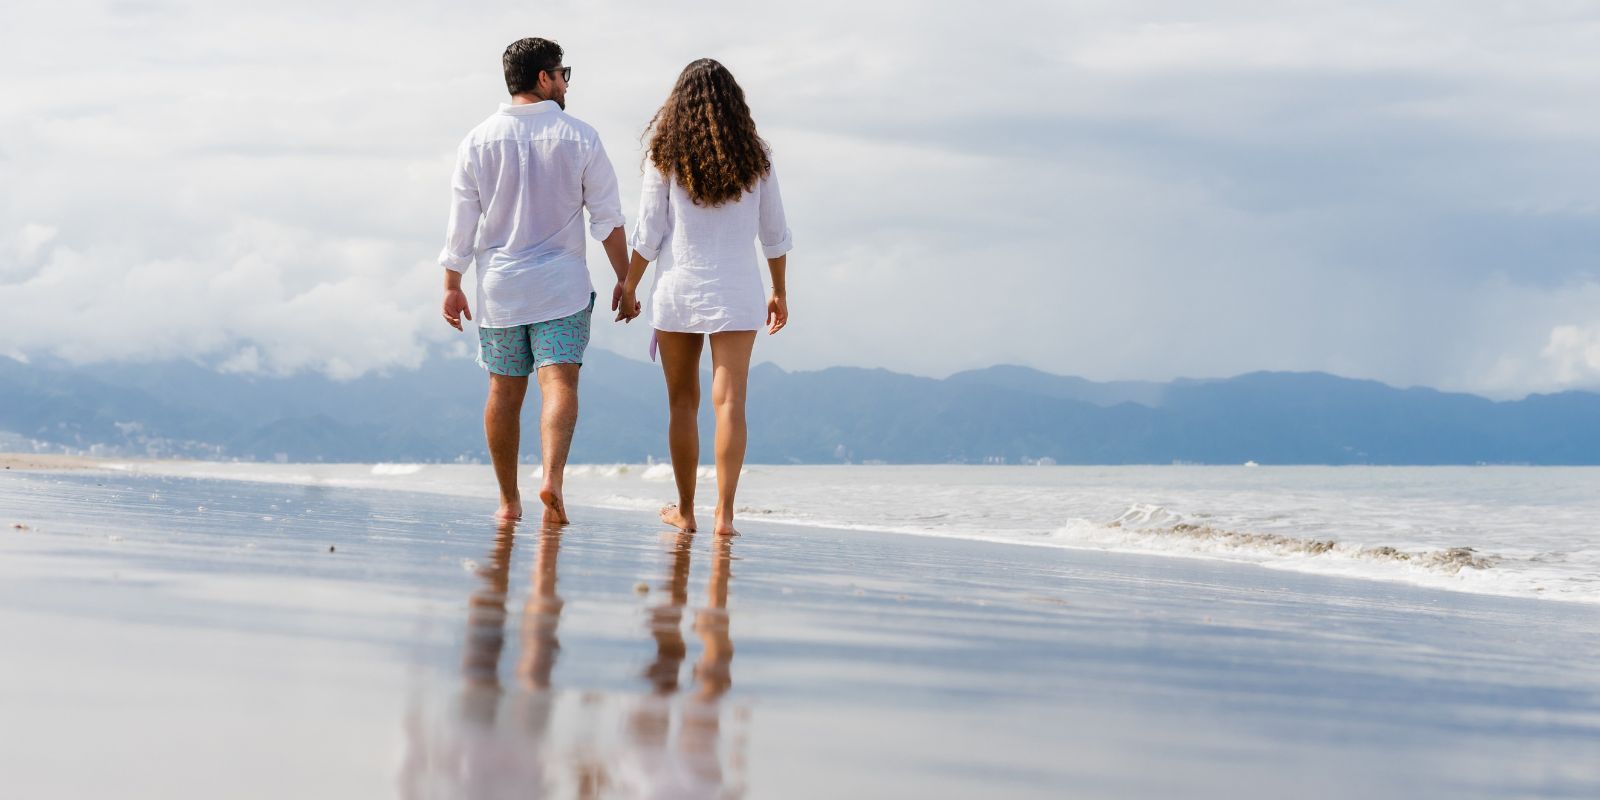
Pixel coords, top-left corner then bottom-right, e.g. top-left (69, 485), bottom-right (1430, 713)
top-left (712, 512), bottom-right (740, 537)
top-left (538, 484), bottom-right (569, 526)
top-left (661, 504), bottom-right (697, 532)
top-left (496, 496), bottom-right (523, 521)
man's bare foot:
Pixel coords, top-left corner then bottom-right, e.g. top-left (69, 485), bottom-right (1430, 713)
top-left (661, 504), bottom-right (697, 532)
top-left (713, 513), bottom-right (740, 537)
top-left (538, 485), bottom-right (569, 526)
top-left (496, 497), bottom-right (523, 521)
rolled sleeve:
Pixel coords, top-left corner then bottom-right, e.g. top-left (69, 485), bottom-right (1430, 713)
top-left (757, 160), bottom-right (793, 259)
top-left (582, 138), bottom-right (625, 241)
top-left (439, 141), bottom-right (482, 273)
top-left (629, 163), bottom-right (673, 261)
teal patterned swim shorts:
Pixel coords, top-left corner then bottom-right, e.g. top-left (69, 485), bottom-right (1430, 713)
top-left (476, 293), bottom-right (595, 376)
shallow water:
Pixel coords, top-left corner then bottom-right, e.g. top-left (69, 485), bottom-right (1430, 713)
top-left (2, 472), bottom-right (1598, 798)
top-left (100, 462), bottom-right (1600, 603)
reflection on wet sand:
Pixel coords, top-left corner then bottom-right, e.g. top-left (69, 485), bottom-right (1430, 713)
top-left (518, 526), bottom-right (564, 693)
top-left (624, 534), bottom-right (744, 795)
top-left (640, 532), bottom-right (693, 698)
top-left (403, 520), bottom-right (568, 796)
top-left (458, 522), bottom-right (516, 722)
top-left (400, 523), bottom-right (745, 798)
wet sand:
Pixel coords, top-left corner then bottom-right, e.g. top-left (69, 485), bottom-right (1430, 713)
top-left (0, 453), bottom-right (146, 471)
top-left (2, 469), bottom-right (1597, 798)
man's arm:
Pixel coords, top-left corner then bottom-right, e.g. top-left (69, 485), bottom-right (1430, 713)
top-left (440, 141), bottom-right (481, 331)
top-left (443, 267), bottom-right (471, 331)
top-left (599, 226), bottom-right (636, 319)
top-left (579, 139), bottom-right (628, 311)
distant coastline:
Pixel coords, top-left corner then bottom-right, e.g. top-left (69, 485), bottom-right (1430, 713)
top-left (5, 351), bottom-right (1600, 466)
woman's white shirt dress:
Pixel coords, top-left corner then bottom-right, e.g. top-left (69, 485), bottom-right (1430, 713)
top-left (629, 155), bottom-right (793, 333)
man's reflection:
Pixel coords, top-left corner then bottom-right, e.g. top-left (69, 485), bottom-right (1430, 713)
top-left (402, 521), bottom-right (568, 797)
top-left (512, 520), bottom-right (564, 737)
top-left (458, 522), bottom-right (516, 724)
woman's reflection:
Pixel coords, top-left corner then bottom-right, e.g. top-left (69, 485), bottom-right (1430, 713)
top-left (683, 534), bottom-right (738, 789)
top-left (623, 533), bottom-right (744, 796)
top-left (630, 532), bottom-right (694, 752)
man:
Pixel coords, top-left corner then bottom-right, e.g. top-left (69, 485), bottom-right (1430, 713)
top-left (439, 37), bottom-right (637, 524)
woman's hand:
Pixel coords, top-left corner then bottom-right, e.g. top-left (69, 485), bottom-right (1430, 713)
top-left (615, 283), bottom-right (642, 323)
top-left (766, 293), bottom-right (788, 335)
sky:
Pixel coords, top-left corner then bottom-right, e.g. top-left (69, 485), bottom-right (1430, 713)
top-left (3, 0), bottom-right (1600, 398)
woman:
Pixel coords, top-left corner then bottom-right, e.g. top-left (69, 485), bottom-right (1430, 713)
top-left (618, 58), bottom-right (792, 536)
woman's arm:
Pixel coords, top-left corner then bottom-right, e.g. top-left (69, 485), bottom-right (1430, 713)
top-left (758, 158), bottom-right (792, 335)
top-left (617, 250), bottom-right (650, 322)
top-left (618, 163), bottom-right (672, 322)
top-left (766, 254), bottom-right (787, 335)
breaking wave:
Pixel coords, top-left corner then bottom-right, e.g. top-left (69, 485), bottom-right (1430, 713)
top-left (1096, 504), bottom-right (1494, 574)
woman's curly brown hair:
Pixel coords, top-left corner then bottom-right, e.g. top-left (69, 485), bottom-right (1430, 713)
top-left (644, 59), bottom-right (770, 207)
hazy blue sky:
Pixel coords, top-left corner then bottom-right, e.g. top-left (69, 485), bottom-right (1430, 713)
top-left (4, 0), bottom-right (1600, 397)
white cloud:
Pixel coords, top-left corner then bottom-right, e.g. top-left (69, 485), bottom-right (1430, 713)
top-left (217, 345), bottom-right (262, 374)
top-left (0, 218), bottom-right (446, 376)
top-left (14, 223), bottom-right (57, 261)
top-left (1542, 324), bottom-right (1600, 387)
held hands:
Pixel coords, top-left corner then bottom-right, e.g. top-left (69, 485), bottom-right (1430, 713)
top-left (613, 281), bottom-right (642, 323)
top-left (767, 293), bottom-right (788, 335)
top-left (442, 289), bottom-right (471, 331)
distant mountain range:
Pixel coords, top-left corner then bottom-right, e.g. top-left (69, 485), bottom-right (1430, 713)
top-left (3, 351), bottom-right (1599, 465)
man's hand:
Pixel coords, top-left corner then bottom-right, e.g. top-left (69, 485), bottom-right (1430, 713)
top-left (615, 284), bottom-right (642, 323)
top-left (442, 289), bottom-right (472, 331)
top-left (767, 293), bottom-right (788, 335)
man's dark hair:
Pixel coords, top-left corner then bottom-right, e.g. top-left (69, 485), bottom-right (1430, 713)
top-left (503, 38), bottom-right (563, 96)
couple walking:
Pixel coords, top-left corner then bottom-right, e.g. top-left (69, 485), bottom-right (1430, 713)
top-left (438, 38), bottom-right (791, 536)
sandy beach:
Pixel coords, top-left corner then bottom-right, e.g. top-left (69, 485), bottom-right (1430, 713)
top-left (2, 466), bottom-right (1598, 798)
top-left (0, 453), bottom-right (139, 471)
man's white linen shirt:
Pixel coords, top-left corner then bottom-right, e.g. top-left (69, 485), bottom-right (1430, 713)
top-left (439, 100), bottom-right (624, 328)
top-left (629, 152), bottom-right (793, 334)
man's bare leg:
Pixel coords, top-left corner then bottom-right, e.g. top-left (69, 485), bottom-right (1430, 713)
top-left (536, 363), bottom-right (580, 526)
top-left (656, 331), bottom-right (704, 532)
top-left (708, 331), bottom-right (755, 537)
top-left (486, 372), bottom-right (529, 520)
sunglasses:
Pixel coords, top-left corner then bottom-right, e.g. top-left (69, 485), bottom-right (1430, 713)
top-left (546, 66), bottom-right (572, 83)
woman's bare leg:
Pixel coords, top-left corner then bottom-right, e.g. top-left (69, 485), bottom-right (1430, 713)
top-left (656, 331), bottom-right (704, 532)
top-left (708, 331), bottom-right (756, 536)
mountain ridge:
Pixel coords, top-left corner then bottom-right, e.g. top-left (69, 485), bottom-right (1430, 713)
top-left (3, 351), bottom-right (1598, 465)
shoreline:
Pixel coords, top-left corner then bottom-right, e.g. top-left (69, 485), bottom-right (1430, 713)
top-left (5, 454), bottom-right (1593, 607)
top-left (0, 452), bottom-right (156, 471)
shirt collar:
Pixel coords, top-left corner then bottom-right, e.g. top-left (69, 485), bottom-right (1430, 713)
top-left (499, 100), bottom-right (559, 116)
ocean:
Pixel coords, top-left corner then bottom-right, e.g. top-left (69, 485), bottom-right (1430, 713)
top-left (104, 462), bottom-right (1600, 605)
